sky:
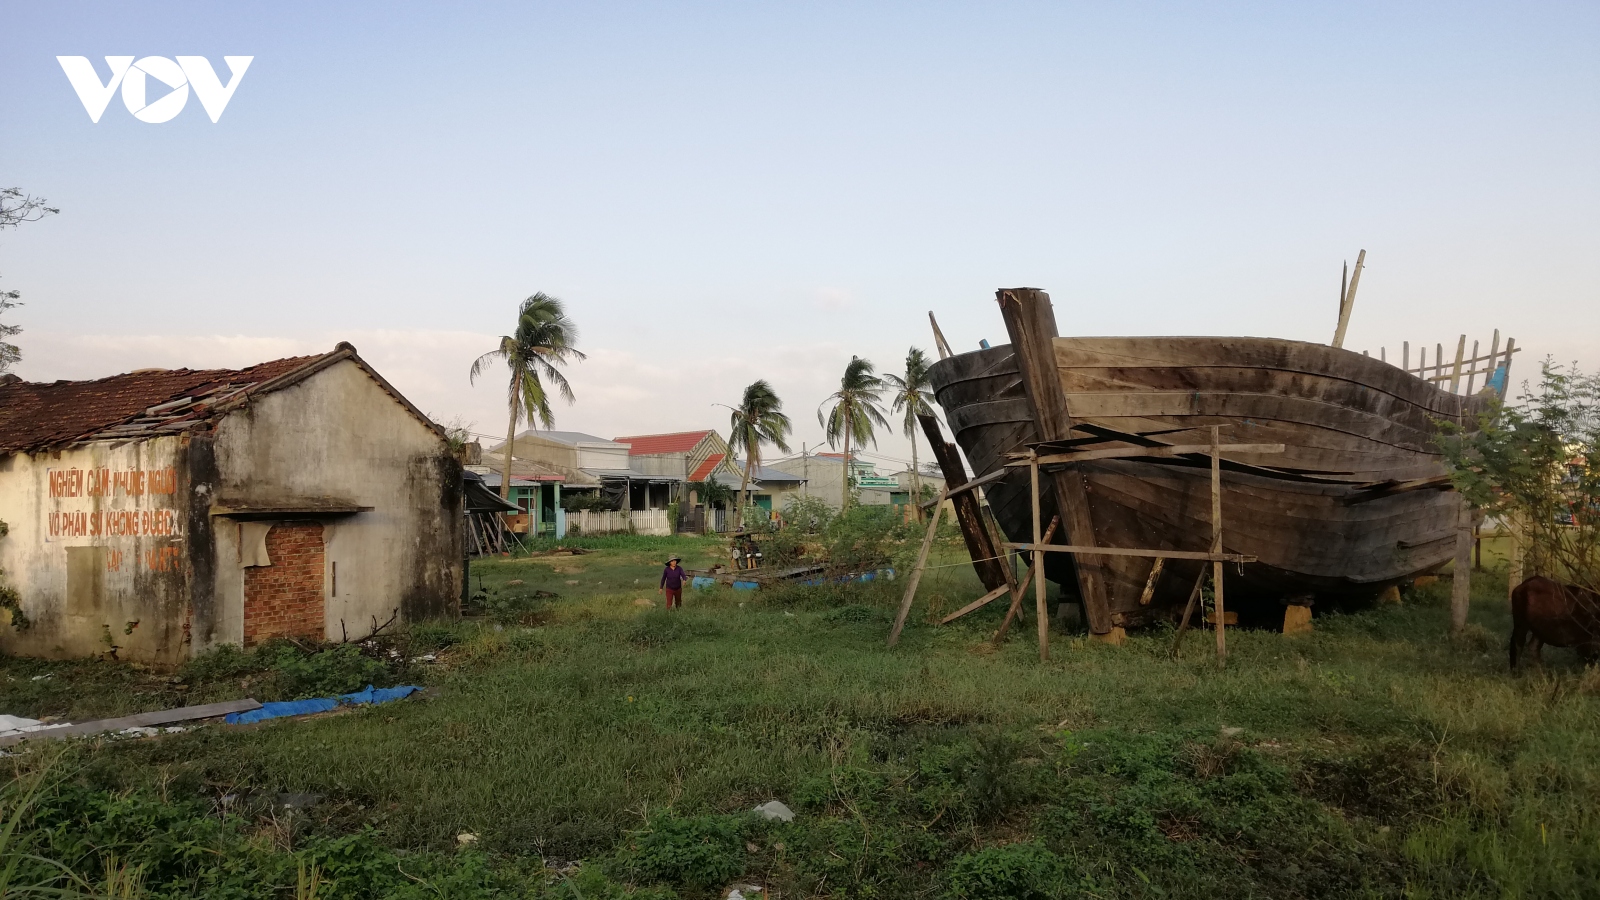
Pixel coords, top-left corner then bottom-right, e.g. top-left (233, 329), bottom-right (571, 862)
top-left (2, 1), bottom-right (1596, 468)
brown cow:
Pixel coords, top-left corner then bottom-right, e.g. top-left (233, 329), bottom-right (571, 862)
top-left (1509, 575), bottom-right (1600, 670)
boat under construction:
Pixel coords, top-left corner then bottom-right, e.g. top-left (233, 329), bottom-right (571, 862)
top-left (925, 287), bottom-right (1514, 634)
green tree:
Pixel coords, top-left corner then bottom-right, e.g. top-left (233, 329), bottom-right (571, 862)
top-left (0, 187), bottom-right (59, 374)
top-left (1440, 360), bottom-right (1600, 594)
top-left (726, 380), bottom-right (793, 529)
top-left (884, 346), bottom-right (938, 519)
top-left (470, 293), bottom-right (585, 499)
top-left (818, 356), bottom-right (889, 511)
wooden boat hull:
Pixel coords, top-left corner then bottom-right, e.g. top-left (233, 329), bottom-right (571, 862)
top-left (928, 336), bottom-right (1483, 625)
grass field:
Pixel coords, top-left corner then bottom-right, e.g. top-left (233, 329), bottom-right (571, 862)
top-left (4, 532), bottom-right (1599, 899)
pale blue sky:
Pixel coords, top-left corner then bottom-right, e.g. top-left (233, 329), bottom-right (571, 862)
top-left (3, 2), bottom-right (1596, 462)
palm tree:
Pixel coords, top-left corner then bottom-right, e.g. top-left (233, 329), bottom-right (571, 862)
top-left (727, 380), bottom-right (793, 529)
top-left (470, 293), bottom-right (585, 499)
top-left (884, 347), bottom-right (937, 518)
top-left (818, 356), bottom-right (889, 511)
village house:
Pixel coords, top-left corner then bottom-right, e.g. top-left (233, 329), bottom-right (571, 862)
top-left (0, 344), bottom-right (463, 665)
top-left (611, 430), bottom-right (742, 498)
top-left (768, 452), bottom-right (899, 507)
top-left (487, 430), bottom-right (675, 534)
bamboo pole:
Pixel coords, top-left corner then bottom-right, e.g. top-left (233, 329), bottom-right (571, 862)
top-left (1211, 425), bottom-right (1227, 664)
top-left (887, 495), bottom-right (945, 646)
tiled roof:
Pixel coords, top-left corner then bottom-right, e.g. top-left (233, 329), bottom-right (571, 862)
top-left (0, 343), bottom-right (438, 454)
top-left (0, 355), bottom-right (321, 454)
top-left (688, 453), bottom-right (726, 481)
top-left (612, 430), bottom-right (713, 455)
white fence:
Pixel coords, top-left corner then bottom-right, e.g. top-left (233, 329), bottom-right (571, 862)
top-left (571, 509), bottom-right (671, 536)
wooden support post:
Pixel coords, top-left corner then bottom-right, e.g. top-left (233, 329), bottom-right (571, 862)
top-left (1031, 451), bottom-right (1049, 661)
top-left (888, 498), bottom-right (944, 647)
top-left (1211, 425), bottom-right (1227, 664)
top-left (1499, 338), bottom-right (1516, 398)
top-left (1465, 339), bottom-right (1481, 394)
top-left (1169, 567), bottom-right (1209, 659)
top-left (995, 287), bottom-right (1115, 636)
top-left (1332, 249), bottom-right (1365, 349)
top-left (929, 312), bottom-right (954, 361)
top-left (1450, 497), bottom-right (1473, 636)
top-left (1449, 334), bottom-right (1467, 395)
top-left (1137, 558), bottom-right (1165, 606)
top-left (1435, 342), bottom-right (1444, 383)
top-left (991, 516), bottom-right (1059, 644)
top-left (1402, 341), bottom-right (1410, 373)
top-left (918, 415), bottom-right (1009, 593)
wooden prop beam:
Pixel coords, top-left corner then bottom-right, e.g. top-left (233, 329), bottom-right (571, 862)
top-left (888, 497), bottom-right (945, 647)
top-left (991, 516), bottom-right (1059, 645)
top-left (996, 288), bottom-right (1114, 635)
top-left (1001, 543), bottom-right (1254, 563)
top-left (918, 415), bottom-right (1009, 592)
top-left (920, 466), bottom-right (1008, 508)
top-left (1169, 566), bottom-right (1210, 659)
top-left (1210, 425), bottom-right (1228, 664)
top-left (940, 583), bottom-right (1011, 625)
top-left (1332, 249), bottom-right (1366, 349)
top-left (929, 312), bottom-right (954, 360)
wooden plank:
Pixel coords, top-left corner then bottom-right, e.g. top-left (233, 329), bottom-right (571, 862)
top-left (1499, 338), bottom-right (1516, 398)
top-left (0, 698), bottom-right (264, 747)
top-left (888, 499), bottom-right (944, 646)
top-left (1012, 443), bottom-right (1286, 466)
top-left (996, 287), bottom-right (1114, 635)
top-left (939, 583), bottom-right (1011, 624)
top-left (919, 415), bottom-right (1009, 592)
top-left (1003, 542), bottom-right (1255, 562)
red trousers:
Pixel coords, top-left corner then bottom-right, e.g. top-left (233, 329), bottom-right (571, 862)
top-left (663, 587), bottom-right (682, 609)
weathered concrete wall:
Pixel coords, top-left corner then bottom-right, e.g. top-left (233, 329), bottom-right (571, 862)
top-left (204, 359), bottom-right (461, 650)
top-left (0, 436), bottom-right (203, 664)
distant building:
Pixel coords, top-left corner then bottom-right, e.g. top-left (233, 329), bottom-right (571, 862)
top-left (487, 430), bottom-right (673, 511)
top-left (611, 430), bottom-right (742, 495)
top-left (720, 460), bottom-right (807, 516)
top-left (768, 452), bottom-right (898, 507)
top-left (0, 344), bottom-right (463, 664)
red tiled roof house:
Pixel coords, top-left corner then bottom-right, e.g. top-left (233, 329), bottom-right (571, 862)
top-left (0, 344), bottom-right (463, 664)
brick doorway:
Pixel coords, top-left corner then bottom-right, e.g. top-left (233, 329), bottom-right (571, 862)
top-left (243, 522), bottom-right (326, 646)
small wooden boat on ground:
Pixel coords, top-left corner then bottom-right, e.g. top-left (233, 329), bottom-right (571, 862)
top-left (928, 288), bottom-right (1511, 632)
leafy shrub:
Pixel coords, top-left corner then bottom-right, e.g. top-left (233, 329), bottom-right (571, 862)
top-left (269, 643), bottom-right (391, 698)
top-left (822, 505), bottom-right (906, 573)
top-left (617, 812), bottom-right (749, 892)
top-left (943, 843), bottom-right (1071, 900)
top-left (782, 495), bottom-right (835, 534)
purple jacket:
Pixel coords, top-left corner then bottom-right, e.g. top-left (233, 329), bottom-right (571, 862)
top-left (661, 564), bottom-right (688, 590)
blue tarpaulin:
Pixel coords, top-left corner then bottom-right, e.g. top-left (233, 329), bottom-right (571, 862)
top-left (225, 685), bottom-right (422, 725)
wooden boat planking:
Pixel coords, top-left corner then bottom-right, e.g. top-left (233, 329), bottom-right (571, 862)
top-left (929, 333), bottom-right (1487, 627)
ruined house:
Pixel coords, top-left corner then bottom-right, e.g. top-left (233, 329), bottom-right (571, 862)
top-left (0, 343), bottom-right (463, 665)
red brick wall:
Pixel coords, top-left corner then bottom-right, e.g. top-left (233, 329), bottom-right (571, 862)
top-left (243, 523), bottom-right (325, 646)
